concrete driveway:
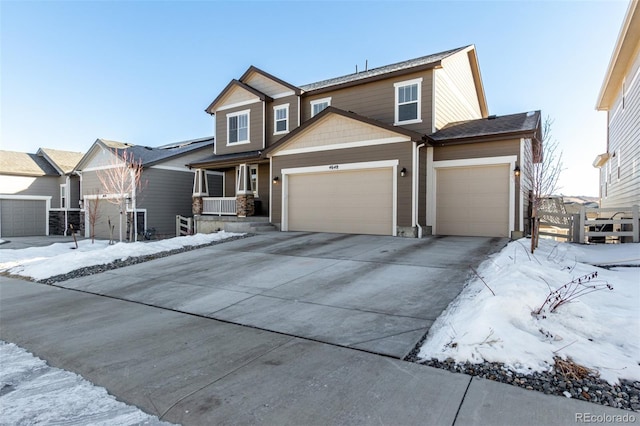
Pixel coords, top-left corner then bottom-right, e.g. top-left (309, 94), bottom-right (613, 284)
top-left (57, 232), bottom-right (506, 358)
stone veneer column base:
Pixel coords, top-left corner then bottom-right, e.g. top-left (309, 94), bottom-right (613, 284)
top-left (192, 196), bottom-right (203, 215)
top-left (236, 193), bottom-right (255, 217)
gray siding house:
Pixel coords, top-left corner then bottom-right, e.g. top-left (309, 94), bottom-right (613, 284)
top-left (75, 137), bottom-right (218, 240)
top-left (0, 148), bottom-right (84, 237)
top-left (190, 45), bottom-right (542, 238)
top-left (595, 0), bottom-right (640, 208)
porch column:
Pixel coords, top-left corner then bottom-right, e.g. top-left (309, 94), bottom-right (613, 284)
top-left (192, 168), bottom-right (207, 215)
top-left (236, 163), bottom-right (254, 217)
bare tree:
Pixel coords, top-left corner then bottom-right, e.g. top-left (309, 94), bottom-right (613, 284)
top-left (96, 149), bottom-right (144, 243)
top-left (524, 117), bottom-right (563, 253)
top-left (86, 191), bottom-right (102, 244)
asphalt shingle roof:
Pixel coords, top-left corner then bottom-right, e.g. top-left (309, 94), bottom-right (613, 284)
top-left (100, 136), bottom-right (214, 167)
top-left (0, 150), bottom-right (60, 176)
top-left (300, 46), bottom-right (468, 92)
top-left (38, 148), bottom-right (84, 174)
top-left (428, 111), bottom-right (541, 143)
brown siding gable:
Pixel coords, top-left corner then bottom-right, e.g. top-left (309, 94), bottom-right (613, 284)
top-left (262, 107), bottom-right (426, 158)
top-left (205, 80), bottom-right (273, 114)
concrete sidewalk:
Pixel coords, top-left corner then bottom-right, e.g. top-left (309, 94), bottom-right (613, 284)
top-left (0, 277), bottom-right (631, 425)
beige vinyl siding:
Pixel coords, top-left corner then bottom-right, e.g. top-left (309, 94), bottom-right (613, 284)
top-left (602, 51), bottom-right (640, 208)
top-left (435, 50), bottom-right (483, 130)
top-left (302, 70), bottom-right (434, 135)
top-left (266, 94), bottom-right (300, 147)
top-left (271, 142), bottom-right (413, 226)
top-left (215, 103), bottom-right (264, 155)
top-left (244, 73), bottom-right (293, 98)
top-left (218, 85), bottom-right (260, 106)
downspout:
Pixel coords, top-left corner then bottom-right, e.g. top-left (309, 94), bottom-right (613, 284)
top-left (415, 142), bottom-right (426, 238)
top-left (64, 175), bottom-right (71, 236)
top-left (130, 168), bottom-right (138, 242)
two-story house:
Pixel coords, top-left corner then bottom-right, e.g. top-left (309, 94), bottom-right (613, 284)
top-left (594, 0), bottom-right (639, 209)
top-left (191, 45), bottom-right (541, 238)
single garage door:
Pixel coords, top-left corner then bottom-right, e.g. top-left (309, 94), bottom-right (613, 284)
top-left (287, 168), bottom-right (393, 235)
top-left (0, 199), bottom-right (47, 237)
top-left (436, 164), bottom-right (510, 237)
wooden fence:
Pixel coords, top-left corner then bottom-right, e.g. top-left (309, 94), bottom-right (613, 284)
top-left (538, 205), bottom-right (639, 243)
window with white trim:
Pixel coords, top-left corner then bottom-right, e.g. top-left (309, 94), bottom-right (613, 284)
top-left (227, 110), bottom-right (250, 145)
top-left (236, 164), bottom-right (259, 196)
top-left (274, 104), bottom-right (289, 134)
top-left (60, 184), bottom-right (67, 208)
top-left (311, 97), bottom-right (331, 117)
top-left (394, 78), bottom-right (422, 124)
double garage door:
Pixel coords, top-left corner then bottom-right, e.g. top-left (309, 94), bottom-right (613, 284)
top-left (287, 168), bottom-right (394, 236)
top-left (0, 199), bottom-right (47, 237)
top-left (436, 164), bottom-right (510, 238)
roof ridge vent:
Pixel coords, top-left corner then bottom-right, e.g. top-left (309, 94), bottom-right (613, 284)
top-left (487, 114), bottom-right (497, 120)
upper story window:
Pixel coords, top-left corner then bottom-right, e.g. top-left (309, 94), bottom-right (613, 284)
top-left (311, 97), bottom-right (331, 117)
top-left (394, 78), bottom-right (422, 125)
top-left (274, 104), bottom-right (289, 135)
top-left (227, 110), bottom-right (250, 145)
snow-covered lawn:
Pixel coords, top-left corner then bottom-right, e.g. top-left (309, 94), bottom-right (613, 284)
top-left (419, 239), bottom-right (640, 384)
top-left (0, 341), bottom-right (172, 425)
top-left (0, 232), bottom-right (243, 281)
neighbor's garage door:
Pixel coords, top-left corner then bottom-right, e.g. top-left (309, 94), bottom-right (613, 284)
top-left (436, 164), bottom-right (509, 237)
top-left (0, 199), bottom-right (47, 237)
top-left (287, 168), bottom-right (393, 235)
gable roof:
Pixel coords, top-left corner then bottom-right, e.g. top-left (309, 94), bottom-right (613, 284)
top-left (299, 46), bottom-right (469, 93)
top-left (239, 66), bottom-right (302, 95)
top-left (0, 150), bottom-right (60, 177)
top-left (263, 106), bottom-right (425, 157)
top-left (205, 79), bottom-right (272, 114)
top-left (75, 136), bottom-right (214, 171)
top-left (428, 111), bottom-right (541, 145)
top-left (597, 0), bottom-right (639, 110)
top-left (37, 148), bottom-right (84, 174)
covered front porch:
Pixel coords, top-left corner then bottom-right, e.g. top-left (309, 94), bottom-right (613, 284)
top-left (189, 151), bottom-right (272, 232)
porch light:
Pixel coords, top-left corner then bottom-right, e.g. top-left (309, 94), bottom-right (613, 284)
top-left (514, 165), bottom-right (521, 177)
top-left (400, 167), bottom-right (407, 177)
top-left (273, 176), bottom-right (279, 184)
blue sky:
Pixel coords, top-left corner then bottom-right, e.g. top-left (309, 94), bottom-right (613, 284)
top-left (0, 0), bottom-right (630, 196)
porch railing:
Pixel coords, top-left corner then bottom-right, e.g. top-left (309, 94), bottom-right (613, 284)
top-left (202, 197), bottom-right (237, 216)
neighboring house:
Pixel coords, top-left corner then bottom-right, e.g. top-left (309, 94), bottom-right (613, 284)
top-left (594, 0), bottom-right (640, 208)
top-left (74, 137), bottom-right (218, 240)
top-left (190, 44), bottom-right (542, 238)
top-left (0, 148), bottom-right (84, 237)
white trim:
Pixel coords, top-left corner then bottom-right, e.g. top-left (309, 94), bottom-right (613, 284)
top-left (273, 91), bottom-right (295, 99)
top-left (215, 98), bottom-right (260, 112)
top-left (273, 103), bottom-right (290, 135)
top-left (269, 159), bottom-right (273, 222)
top-left (150, 165), bottom-right (191, 173)
top-left (226, 109), bottom-right (251, 146)
top-left (411, 141), bottom-right (417, 227)
top-left (429, 155), bottom-right (517, 236)
top-left (263, 101), bottom-right (266, 150)
top-left (297, 97), bottom-right (301, 127)
top-left (273, 136), bottom-right (410, 157)
top-left (281, 160), bottom-right (399, 236)
top-left (83, 193), bottom-right (129, 201)
top-left (83, 164), bottom-right (126, 172)
top-left (310, 97), bottom-right (331, 117)
top-left (394, 77), bottom-right (423, 125)
top-left (0, 195), bottom-right (51, 237)
top-left (426, 147), bottom-right (435, 227)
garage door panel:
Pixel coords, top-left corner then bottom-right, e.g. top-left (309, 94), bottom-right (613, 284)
top-left (436, 164), bottom-right (509, 238)
top-left (287, 168), bottom-right (393, 236)
top-left (1, 199), bottom-right (47, 237)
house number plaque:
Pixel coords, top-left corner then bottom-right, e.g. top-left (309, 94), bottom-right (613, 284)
top-left (329, 165), bottom-right (339, 170)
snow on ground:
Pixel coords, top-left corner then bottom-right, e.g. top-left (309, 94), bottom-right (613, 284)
top-left (419, 239), bottom-right (640, 384)
top-left (0, 232), bottom-right (243, 281)
top-left (0, 341), bottom-right (172, 425)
